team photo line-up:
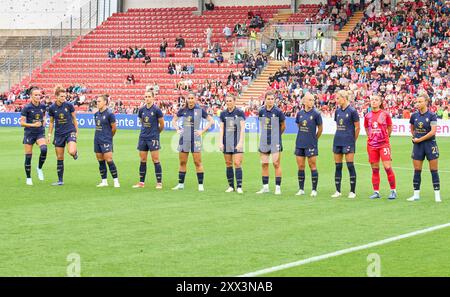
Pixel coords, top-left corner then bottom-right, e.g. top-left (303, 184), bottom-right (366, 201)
top-left (20, 86), bottom-right (441, 202)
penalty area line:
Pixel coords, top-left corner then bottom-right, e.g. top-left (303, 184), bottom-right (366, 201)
top-left (237, 222), bottom-right (450, 277)
top-left (354, 162), bottom-right (450, 173)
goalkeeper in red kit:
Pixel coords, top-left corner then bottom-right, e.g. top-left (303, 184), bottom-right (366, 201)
top-left (364, 95), bottom-right (397, 199)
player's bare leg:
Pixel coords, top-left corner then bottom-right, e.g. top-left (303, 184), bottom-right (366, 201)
top-left (68, 141), bottom-right (78, 160)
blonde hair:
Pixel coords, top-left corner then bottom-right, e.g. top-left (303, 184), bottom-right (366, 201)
top-left (417, 92), bottom-right (430, 102)
top-left (337, 90), bottom-right (349, 100)
top-left (54, 85), bottom-right (66, 97)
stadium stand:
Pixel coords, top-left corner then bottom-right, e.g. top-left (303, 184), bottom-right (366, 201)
top-left (241, 0), bottom-right (450, 119)
top-left (6, 5), bottom-right (289, 113)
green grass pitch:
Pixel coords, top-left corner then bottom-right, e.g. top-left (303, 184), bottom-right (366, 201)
top-left (0, 127), bottom-right (449, 276)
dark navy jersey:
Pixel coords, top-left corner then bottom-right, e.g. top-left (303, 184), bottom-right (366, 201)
top-left (94, 108), bottom-right (116, 144)
top-left (138, 104), bottom-right (163, 141)
top-left (295, 108), bottom-right (322, 148)
top-left (48, 102), bottom-right (76, 136)
top-left (258, 106), bottom-right (286, 146)
top-left (176, 104), bottom-right (208, 133)
top-left (21, 102), bottom-right (46, 135)
top-left (333, 105), bottom-right (359, 146)
top-left (409, 110), bottom-right (438, 141)
top-left (220, 107), bottom-right (246, 146)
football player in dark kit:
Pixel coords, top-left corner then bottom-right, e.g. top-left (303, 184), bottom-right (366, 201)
top-left (295, 93), bottom-right (323, 197)
top-left (47, 86), bottom-right (79, 186)
top-left (408, 93), bottom-right (441, 203)
top-left (133, 91), bottom-right (165, 189)
top-left (219, 94), bottom-right (246, 194)
top-left (94, 94), bottom-right (120, 188)
top-left (20, 87), bottom-right (47, 185)
top-left (332, 90), bottom-right (360, 199)
top-left (171, 92), bottom-right (214, 191)
top-left (256, 91), bottom-right (286, 195)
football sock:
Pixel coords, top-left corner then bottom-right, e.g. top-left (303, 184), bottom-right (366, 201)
top-left (179, 171), bottom-right (186, 184)
top-left (25, 154), bottom-right (32, 178)
top-left (197, 172), bottom-right (204, 185)
top-left (154, 162), bottom-right (162, 183)
top-left (226, 167), bottom-right (234, 188)
top-left (139, 162), bottom-right (147, 183)
top-left (431, 170), bottom-right (440, 191)
top-left (107, 161), bottom-right (118, 179)
top-left (57, 160), bottom-right (64, 182)
top-left (98, 160), bottom-right (107, 180)
top-left (298, 170), bottom-right (305, 190)
top-left (38, 145), bottom-right (47, 169)
top-left (275, 177), bottom-right (282, 186)
top-left (335, 163), bottom-right (343, 192)
top-left (311, 170), bottom-right (318, 191)
top-left (347, 162), bottom-right (356, 193)
top-left (262, 176), bottom-right (269, 186)
top-left (413, 170), bottom-right (421, 191)
top-left (235, 168), bottom-right (243, 188)
top-left (385, 167), bottom-right (396, 190)
top-left (372, 168), bottom-right (380, 191)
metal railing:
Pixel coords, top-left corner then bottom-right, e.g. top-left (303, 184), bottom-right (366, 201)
top-left (0, 0), bottom-right (115, 92)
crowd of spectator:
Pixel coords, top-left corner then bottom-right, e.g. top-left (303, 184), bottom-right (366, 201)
top-left (246, 0), bottom-right (450, 119)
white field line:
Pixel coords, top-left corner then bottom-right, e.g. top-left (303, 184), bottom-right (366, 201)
top-left (238, 222), bottom-right (450, 277)
top-left (353, 162), bottom-right (450, 173)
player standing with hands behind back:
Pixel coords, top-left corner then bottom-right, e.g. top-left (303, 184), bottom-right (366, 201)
top-left (364, 95), bottom-right (397, 199)
top-left (408, 93), bottom-right (441, 202)
top-left (47, 86), bottom-right (79, 186)
top-left (332, 90), bottom-right (360, 199)
top-left (94, 94), bottom-right (120, 188)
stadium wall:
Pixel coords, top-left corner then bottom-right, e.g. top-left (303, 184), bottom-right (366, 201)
top-left (0, 0), bottom-right (118, 29)
top-left (1, 113), bottom-right (449, 137)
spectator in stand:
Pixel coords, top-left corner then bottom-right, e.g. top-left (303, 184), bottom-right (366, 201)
top-left (160, 38), bottom-right (168, 58)
top-left (205, 0), bottom-right (214, 11)
top-left (125, 73), bottom-right (135, 85)
top-left (115, 48), bottom-right (123, 59)
top-left (168, 61), bottom-right (176, 75)
top-left (175, 35), bottom-right (185, 50)
top-left (192, 46), bottom-right (199, 58)
top-left (143, 54), bottom-right (151, 66)
top-left (223, 25), bottom-right (233, 43)
top-left (250, 29), bottom-right (257, 52)
top-left (205, 25), bottom-right (213, 50)
top-left (276, 36), bottom-right (284, 61)
top-left (108, 48), bottom-right (115, 59)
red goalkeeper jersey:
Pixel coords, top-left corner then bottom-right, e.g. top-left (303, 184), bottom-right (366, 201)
top-left (364, 109), bottom-right (392, 148)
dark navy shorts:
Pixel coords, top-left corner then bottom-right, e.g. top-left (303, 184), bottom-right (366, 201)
top-left (411, 140), bottom-right (439, 161)
top-left (259, 143), bottom-right (283, 154)
top-left (23, 133), bottom-right (45, 145)
top-left (94, 140), bottom-right (113, 154)
top-left (333, 144), bottom-right (355, 154)
top-left (223, 147), bottom-right (244, 155)
top-left (295, 146), bottom-right (318, 157)
top-left (178, 136), bottom-right (202, 153)
top-left (137, 139), bottom-right (161, 152)
top-left (53, 132), bottom-right (77, 148)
